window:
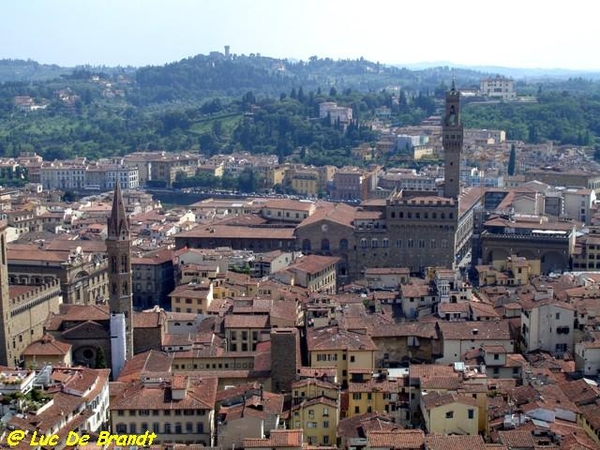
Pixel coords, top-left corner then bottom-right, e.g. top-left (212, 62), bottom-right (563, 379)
top-left (350, 355), bottom-right (355, 362)
top-left (352, 393), bottom-right (361, 400)
top-left (556, 343), bottom-right (568, 352)
top-left (129, 423), bottom-right (137, 434)
top-left (468, 409), bottom-right (475, 419)
top-left (323, 407), bottom-right (329, 417)
top-left (445, 411), bottom-right (454, 419)
top-left (116, 423), bottom-right (127, 433)
top-left (494, 354), bottom-right (499, 360)
top-left (555, 312), bottom-right (561, 320)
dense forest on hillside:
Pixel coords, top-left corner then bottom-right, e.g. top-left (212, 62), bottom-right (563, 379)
top-left (1, 53), bottom-right (600, 166)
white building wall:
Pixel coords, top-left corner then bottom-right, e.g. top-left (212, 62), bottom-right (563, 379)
top-left (110, 313), bottom-right (127, 379)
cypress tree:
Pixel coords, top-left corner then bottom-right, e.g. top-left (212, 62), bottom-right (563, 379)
top-left (507, 143), bottom-right (517, 176)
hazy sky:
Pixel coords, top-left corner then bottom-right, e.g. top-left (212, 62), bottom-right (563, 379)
top-left (2, 0), bottom-right (598, 70)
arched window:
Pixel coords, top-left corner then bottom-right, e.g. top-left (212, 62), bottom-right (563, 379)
top-left (302, 239), bottom-right (311, 252)
top-left (340, 239), bottom-right (349, 250)
top-left (371, 239), bottom-right (378, 248)
top-left (321, 239), bottom-right (330, 251)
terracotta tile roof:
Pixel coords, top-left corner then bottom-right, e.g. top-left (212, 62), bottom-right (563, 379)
top-left (557, 379), bottom-right (600, 406)
top-left (337, 412), bottom-right (395, 439)
top-left (110, 376), bottom-right (217, 411)
top-left (61, 320), bottom-right (110, 339)
top-left (409, 364), bottom-right (457, 381)
top-left (224, 313), bottom-right (269, 329)
top-left (117, 350), bottom-right (173, 382)
top-left (263, 198), bottom-right (316, 211)
top-left (348, 376), bottom-right (407, 393)
top-left (437, 319), bottom-right (512, 340)
top-left (558, 432), bottom-right (598, 450)
top-left (297, 366), bottom-right (337, 380)
top-left (168, 283), bottom-right (212, 299)
top-left (297, 201), bottom-right (356, 229)
top-left (459, 187), bottom-right (484, 216)
top-left (370, 322), bottom-right (438, 339)
top-left (132, 247), bottom-right (173, 265)
top-left (469, 300), bottom-right (501, 318)
top-left (425, 435), bottom-right (487, 450)
top-left (21, 334), bottom-right (71, 356)
top-left (177, 224), bottom-right (296, 240)
top-left (521, 384), bottom-right (580, 415)
top-left (307, 326), bottom-right (377, 352)
top-left (288, 254), bottom-right (339, 274)
top-left (271, 429), bottom-right (304, 447)
top-left (438, 302), bottom-right (470, 314)
top-left (422, 391), bottom-right (478, 410)
top-left (45, 304), bottom-right (109, 331)
top-left (497, 430), bottom-right (536, 449)
top-left (367, 429), bottom-right (424, 449)
top-left (133, 310), bottom-right (164, 328)
top-left (7, 245), bottom-right (67, 262)
top-left (420, 376), bottom-right (462, 390)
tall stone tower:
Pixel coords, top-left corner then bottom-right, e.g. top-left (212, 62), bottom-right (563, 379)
top-left (270, 328), bottom-right (300, 394)
top-left (443, 79), bottom-right (463, 199)
top-left (106, 182), bottom-right (133, 360)
top-left (0, 222), bottom-right (15, 366)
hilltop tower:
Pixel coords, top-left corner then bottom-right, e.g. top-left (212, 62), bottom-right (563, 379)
top-left (0, 222), bottom-right (15, 366)
top-left (443, 79), bottom-right (463, 199)
top-left (106, 182), bottom-right (133, 363)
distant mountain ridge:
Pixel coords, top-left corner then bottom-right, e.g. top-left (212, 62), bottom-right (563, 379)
top-left (397, 61), bottom-right (600, 80)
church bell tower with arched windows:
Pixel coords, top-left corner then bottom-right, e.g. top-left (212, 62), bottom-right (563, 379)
top-left (106, 181), bottom-right (133, 361)
top-left (443, 79), bottom-right (463, 199)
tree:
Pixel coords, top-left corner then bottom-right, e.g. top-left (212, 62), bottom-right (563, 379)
top-left (95, 347), bottom-right (108, 369)
top-left (507, 143), bottom-right (517, 176)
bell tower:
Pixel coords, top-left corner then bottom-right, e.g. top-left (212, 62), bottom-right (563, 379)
top-left (106, 181), bottom-right (133, 360)
top-left (443, 79), bottom-right (463, 199)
